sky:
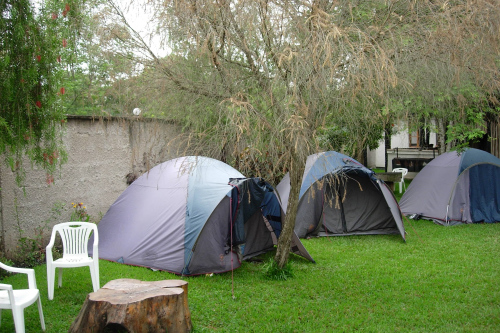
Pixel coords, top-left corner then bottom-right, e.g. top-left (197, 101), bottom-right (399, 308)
top-left (111, 0), bottom-right (170, 57)
top-left (29, 0), bottom-right (168, 57)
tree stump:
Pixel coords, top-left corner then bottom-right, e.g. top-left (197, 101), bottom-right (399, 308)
top-left (69, 278), bottom-right (192, 333)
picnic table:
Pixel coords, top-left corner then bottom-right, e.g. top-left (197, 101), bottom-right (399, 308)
top-left (374, 172), bottom-right (402, 191)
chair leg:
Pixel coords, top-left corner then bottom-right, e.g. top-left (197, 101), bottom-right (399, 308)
top-left (95, 260), bottom-right (100, 289)
top-left (58, 267), bottom-right (63, 288)
top-left (12, 306), bottom-right (25, 333)
top-left (89, 263), bottom-right (100, 292)
top-left (399, 181), bottom-right (402, 193)
top-left (37, 296), bottom-right (46, 331)
top-left (47, 266), bottom-right (54, 301)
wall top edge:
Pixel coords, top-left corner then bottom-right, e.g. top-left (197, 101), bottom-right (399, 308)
top-left (65, 115), bottom-right (178, 125)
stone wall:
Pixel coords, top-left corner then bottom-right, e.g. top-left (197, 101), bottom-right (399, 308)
top-left (0, 116), bottom-right (184, 255)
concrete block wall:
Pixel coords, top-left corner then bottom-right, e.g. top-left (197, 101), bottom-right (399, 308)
top-left (0, 116), bottom-right (183, 255)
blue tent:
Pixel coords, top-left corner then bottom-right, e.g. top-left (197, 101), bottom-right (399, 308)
top-left (400, 148), bottom-right (500, 225)
top-left (92, 156), bottom-right (313, 275)
top-left (277, 151), bottom-right (405, 240)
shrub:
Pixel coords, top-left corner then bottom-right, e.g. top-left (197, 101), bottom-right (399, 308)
top-left (0, 255), bottom-right (15, 279)
top-left (11, 201), bottom-right (65, 268)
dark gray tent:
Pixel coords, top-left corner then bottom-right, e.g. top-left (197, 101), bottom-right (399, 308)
top-left (400, 148), bottom-right (500, 225)
top-left (91, 156), bottom-right (313, 275)
top-left (276, 152), bottom-right (405, 240)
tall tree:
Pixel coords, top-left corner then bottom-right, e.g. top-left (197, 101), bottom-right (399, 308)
top-left (105, 0), bottom-right (500, 267)
top-left (104, 0), bottom-right (399, 267)
top-left (60, 0), bottom-right (144, 116)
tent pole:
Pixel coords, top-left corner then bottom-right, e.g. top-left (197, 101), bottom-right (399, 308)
top-left (230, 197), bottom-right (235, 299)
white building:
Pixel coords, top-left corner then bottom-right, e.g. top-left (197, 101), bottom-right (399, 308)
top-left (367, 123), bottom-right (439, 178)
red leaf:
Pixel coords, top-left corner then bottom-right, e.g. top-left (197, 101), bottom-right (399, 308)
top-left (62, 10), bottom-right (67, 17)
top-left (52, 12), bottom-right (58, 19)
top-left (62, 39), bottom-right (67, 47)
top-left (65, 3), bottom-right (70, 12)
top-left (36, 101), bottom-right (42, 108)
top-left (37, 55), bottom-right (41, 62)
top-left (60, 87), bottom-right (65, 95)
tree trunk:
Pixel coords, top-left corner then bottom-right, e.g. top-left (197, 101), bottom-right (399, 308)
top-left (274, 152), bottom-right (306, 269)
top-left (437, 118), bottom-right (447, 154)
top-left (446, 121), bottom-right (454, 152)
top-left (384, 125), bottom-right (392, 172)
top-left (69, 279), bottom-right (192, 333)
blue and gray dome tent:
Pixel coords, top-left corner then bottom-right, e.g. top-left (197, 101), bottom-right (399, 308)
top-left (91, 156), bottom-right (313, 275)
top-left (400, 148), bottom-right (500, 225)
top-left (276, 151), bottom-right (405, 240)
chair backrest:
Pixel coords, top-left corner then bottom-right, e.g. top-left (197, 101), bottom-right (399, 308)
top-left (53, 222), bottom-right (97, 259)
top-left (0, 262), bottom-right (37, 289)
top-left (392, 168), bottom-right (408, 178)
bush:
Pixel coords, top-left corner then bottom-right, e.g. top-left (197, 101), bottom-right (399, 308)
top-left (0, 255), bottom-right (15, 279)
top-left (11, 201), bottom-right (65, 268)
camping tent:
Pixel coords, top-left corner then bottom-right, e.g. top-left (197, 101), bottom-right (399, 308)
top-left (276, 151), bottom-right (405, 240)
top-left (91, 156), bottom-right (313, 275)
top-left (399, 148), bottom-right (500, 225)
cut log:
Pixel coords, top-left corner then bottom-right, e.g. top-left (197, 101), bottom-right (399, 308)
top-left (69, 279), bottom-right (192, 333)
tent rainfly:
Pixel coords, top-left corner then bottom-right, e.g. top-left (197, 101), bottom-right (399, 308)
top-left (276, 151), bottom-right (405, 240)
top-left (400, 148), bottom-right (500, 225)
top-left (90, 156), bottom-right (313, 275)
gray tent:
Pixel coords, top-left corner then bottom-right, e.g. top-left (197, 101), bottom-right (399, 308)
top-left (277, 152), bottom-right (405, 240)
top-left (400, 148), bottom-right (500, 225)
top-left (91, 156), bottom-right (313, 275)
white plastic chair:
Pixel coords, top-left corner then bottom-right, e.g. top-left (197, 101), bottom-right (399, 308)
top-left (46, 222), bottom-right (99, 300)
top-left (392, 168), bottom-right (408, 193)
top-left (0, 262), bottom-right (45, 333)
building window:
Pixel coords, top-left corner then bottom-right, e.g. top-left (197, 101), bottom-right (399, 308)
top-left (409, 131), bottom-right (419, 147)
top-left (409, 127), bottom-right (432, 148)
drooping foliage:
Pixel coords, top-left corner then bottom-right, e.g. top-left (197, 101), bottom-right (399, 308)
top-left (0, 0), bottom-right (75, 184)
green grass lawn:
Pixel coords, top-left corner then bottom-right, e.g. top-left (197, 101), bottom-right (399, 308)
top-left (1, 219), bottom-right (499, 332)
